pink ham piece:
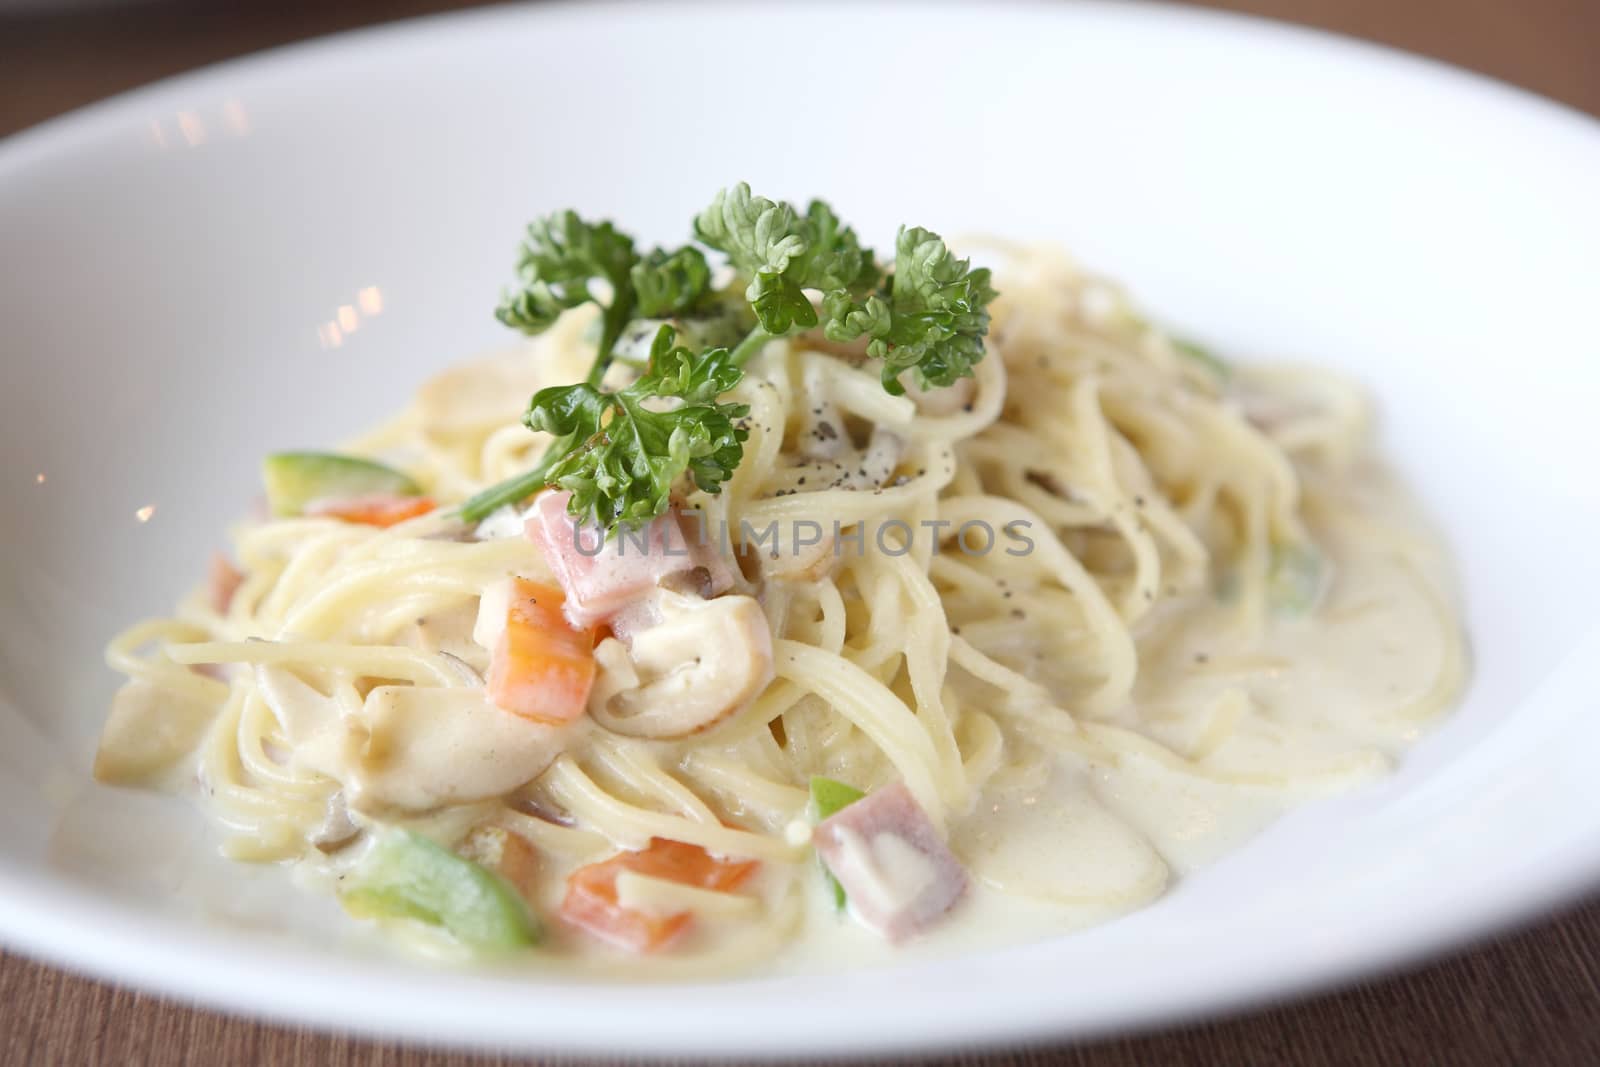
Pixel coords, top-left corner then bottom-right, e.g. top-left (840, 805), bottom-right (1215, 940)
top-left (207, 553), bottom-right (243, 615)
top-left (526, 491), bottom-right (734, 629)
top-left (811, 782), bottom-right (968, 942)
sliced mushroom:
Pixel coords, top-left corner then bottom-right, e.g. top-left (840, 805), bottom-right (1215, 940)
top-left (92, 678), bottom-right (218, 785)
top-left (309, 791), bottom-right (362, 854)
top-left (588, 590), bottom-right (774, 739)
top-left (349, 685), bottom-right (576, 814)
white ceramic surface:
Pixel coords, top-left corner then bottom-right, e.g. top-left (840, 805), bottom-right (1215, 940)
top-left (2, 0), bottom-right (1599, 1055)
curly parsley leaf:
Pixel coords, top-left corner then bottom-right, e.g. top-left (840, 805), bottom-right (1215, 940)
top-left (823, 226), bottom-right (998, 395)
top-left (524, 326), bottom-right (750, 531)
top-left (631, 245), bottom-right (713, 319)
top-left (792, 200), bottom-right (879, 295)
top-left (495, 211), bottom-right (642, 384)
top-left (495, 211), bottom-right (637, 331)
top-left (695, 184), bottom-right (879, 336)
top-left (465, 187), bottom-right (998, 532)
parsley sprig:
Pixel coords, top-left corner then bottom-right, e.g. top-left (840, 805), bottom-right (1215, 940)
top-left (530, 327), bottom-right (748, 531)
top-left (695, 187), bottom-right (878, 335)
top-left (460, 184), bottom-right (998, 529)
top-left (822, 227), bottom-right (997, 395)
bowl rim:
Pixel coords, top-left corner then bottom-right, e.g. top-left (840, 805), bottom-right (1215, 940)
top-left (3, 0), bottom-right (1598, 163)
top-left (3, 0), bottom-right (1600, 1055)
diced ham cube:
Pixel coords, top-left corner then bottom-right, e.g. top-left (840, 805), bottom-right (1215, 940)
top-left (207, 553), bottom-right (243, 615)
top-left (811, 782), bottom-right (967, 942)
top-left (526, 491), bottom-right (734, 629)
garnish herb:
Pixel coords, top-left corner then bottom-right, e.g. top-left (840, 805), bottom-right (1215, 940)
top-left (462, 183), bottom-right (999, 531)
top-left (529, 326), bottom-right (749, 532)
top-left (822, 227), bottom-right (997, 395)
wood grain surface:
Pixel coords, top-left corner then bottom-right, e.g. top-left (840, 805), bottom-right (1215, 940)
top-left (3, 1), bottom-right (1599, 1063)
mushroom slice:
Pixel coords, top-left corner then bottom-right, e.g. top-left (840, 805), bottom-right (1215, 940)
top-left (350, 686), bottom-right (576, 814)
top-left (92, 678), bottom-right (217, 785)
top-left (310, 791), bottom-right (362, 854)
top-left (589, 590), bottom-right (774, 739)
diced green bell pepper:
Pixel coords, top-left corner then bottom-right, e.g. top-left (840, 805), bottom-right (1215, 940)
top-left (262, 451), bottom-right (421, 517)
top-left (340, 830), bottom-right (537, 953)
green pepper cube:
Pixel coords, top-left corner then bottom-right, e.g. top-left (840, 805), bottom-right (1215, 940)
top-left (262, 451), bottom-right (421, 517)
top-left (340, 830), bottom-right (537, 953)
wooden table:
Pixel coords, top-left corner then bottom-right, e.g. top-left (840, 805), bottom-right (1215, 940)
top-left (3, 2), bottom-right (1598, 1063)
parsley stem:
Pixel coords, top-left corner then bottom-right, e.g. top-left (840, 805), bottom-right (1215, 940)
top-left (586, 289), bottom-right (638, 388)
top-left (457, 449), bottom-right (560, 524)
top-left (729, 326), bottom-right (773, 367)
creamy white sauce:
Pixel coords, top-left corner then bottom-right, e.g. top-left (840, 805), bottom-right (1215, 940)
top-left (757, 459), bottom-right (1461, 975)
top-left (74, 444), bottom-right (1459, 978)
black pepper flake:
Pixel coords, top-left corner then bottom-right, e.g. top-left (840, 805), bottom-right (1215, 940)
top-left (1010, 608), bottom-right (1025, 619)
top-left (798, 477), bottom-right (807, 486)
top-left (1135, 495), bottom-right (1147, 507)
top-left (816, 422), bottom-right (838, 441)
top-left (1194, 652), bottom-right (1210, 664)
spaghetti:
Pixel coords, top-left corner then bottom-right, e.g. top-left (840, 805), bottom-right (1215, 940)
top-left (96, 242), bottom-right (1467, 971)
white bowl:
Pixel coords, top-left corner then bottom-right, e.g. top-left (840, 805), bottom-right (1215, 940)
top-left (2, 0), bottom-right (1598, 1055)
